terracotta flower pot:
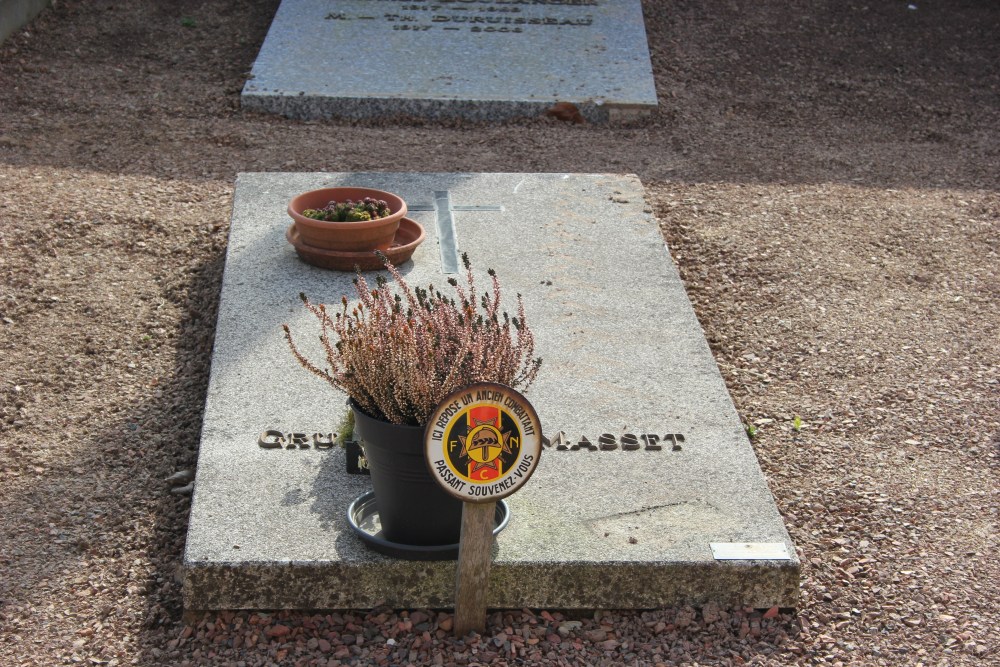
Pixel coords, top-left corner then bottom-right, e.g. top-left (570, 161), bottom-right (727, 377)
top-left (288, 187), bottom-right (407, 252)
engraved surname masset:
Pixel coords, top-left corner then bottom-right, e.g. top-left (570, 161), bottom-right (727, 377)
top-left (546, 432), bottom-right (686, 452)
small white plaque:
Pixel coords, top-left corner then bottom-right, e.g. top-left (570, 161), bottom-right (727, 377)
top-left (710, 542), bottom-right (791, 560)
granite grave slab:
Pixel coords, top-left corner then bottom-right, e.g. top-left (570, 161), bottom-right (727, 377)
top-left (182, 172), bottom-right (799, 610)
top-left (242, 0), bottom-right (657, 122)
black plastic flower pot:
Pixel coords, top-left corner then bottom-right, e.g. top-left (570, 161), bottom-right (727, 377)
top-left (350, 401), bottom-right (464, 546)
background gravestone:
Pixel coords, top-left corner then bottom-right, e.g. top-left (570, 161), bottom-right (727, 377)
top-left (242, 0), bottom-right (658, 122)
top-left (0, 0), bottom-right (51, 44)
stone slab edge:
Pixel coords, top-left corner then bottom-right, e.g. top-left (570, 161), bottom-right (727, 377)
top-left (185, 560), bottom-right (798, 610)
top-left (240, 91), bottom-right (652, 124)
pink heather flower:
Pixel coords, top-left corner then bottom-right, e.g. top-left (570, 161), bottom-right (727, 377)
top-left (284, 253), bottom-right (541, 425)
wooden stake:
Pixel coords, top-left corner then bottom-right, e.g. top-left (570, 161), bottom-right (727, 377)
top-left (453, 501), bottom-right (496, 636)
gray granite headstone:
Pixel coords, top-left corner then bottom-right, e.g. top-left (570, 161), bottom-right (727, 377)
top-left (242, 0), bottom-right (657, 122)
top-left (182, 172), bottom-right (799, 610)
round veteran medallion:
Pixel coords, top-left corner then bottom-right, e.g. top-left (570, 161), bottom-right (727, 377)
top-left (424, 383), bottom-right (542, 503)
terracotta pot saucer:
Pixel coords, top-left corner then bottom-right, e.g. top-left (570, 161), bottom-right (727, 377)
top-left (287, 217), bottom-right (425, 271)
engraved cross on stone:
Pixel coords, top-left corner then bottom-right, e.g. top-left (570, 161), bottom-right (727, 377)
top-left (409, 191), bottom-right (503, 274)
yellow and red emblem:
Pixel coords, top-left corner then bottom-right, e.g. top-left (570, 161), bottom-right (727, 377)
top-left (424, 383), bottom-right (542, 502)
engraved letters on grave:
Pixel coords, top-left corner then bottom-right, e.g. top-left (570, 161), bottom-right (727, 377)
top-left (258, 429), bottom-right (685, 452)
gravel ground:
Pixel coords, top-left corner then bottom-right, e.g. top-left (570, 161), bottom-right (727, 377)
top-left (1, 1), bottom-right (997, 666)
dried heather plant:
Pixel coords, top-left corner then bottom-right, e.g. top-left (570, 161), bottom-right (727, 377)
top-left (283, 252), bottom-right (542, 426)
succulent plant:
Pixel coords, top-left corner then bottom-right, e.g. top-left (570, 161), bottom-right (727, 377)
top-left (302, 197), bottom-right (392, 222)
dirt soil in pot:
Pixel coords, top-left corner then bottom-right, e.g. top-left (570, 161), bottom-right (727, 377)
top-left (0, 1), bottom-right (997, 665)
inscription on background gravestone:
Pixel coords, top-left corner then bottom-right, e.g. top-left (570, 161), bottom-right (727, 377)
top-left (242, 0), bottom-right (657, 122)
top-left (328, 1), bottom-right (598, 34)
